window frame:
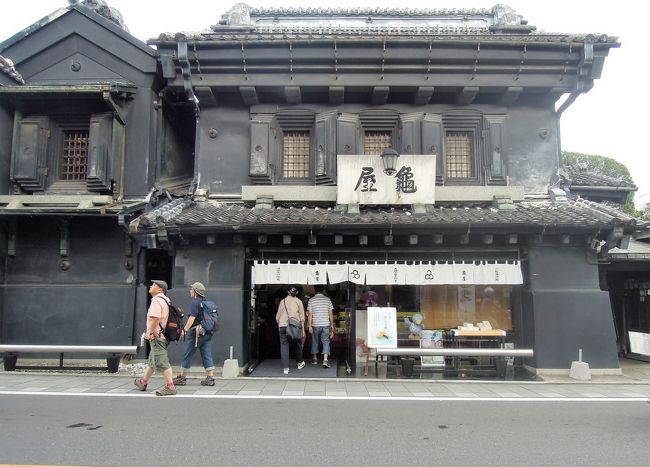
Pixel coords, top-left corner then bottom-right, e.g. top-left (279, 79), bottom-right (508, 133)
top-left (442, 111), bottom-right (484, 186)
top-left (273, 110), bottom-right (316, 185)
top-left (278, 129), bottom-right (313, 183)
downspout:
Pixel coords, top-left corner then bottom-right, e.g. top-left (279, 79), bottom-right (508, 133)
top-left (177, 38), bottom-right (202, 189)
top-left (555, 41), bottom-right (593, 172)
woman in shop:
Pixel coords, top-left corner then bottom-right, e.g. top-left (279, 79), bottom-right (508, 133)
top-left (276, 285), bottom-right (306, 375)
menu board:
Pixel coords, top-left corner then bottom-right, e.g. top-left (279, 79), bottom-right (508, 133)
top-left (367, 307), bottom-right (398, 349)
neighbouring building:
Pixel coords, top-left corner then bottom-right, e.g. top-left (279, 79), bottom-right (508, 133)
top-left (1, 1), bottom-right (647, 376)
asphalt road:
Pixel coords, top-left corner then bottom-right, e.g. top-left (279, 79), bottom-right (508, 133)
top-left (0, 394), bottom-right (648, 466)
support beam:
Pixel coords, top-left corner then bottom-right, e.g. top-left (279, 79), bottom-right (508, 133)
top-left (285, 86), bottom-right (301, 105)
top-left (456, 86), bottom-right (479, 105)
top-left (372, 86), bottom-right (389, 105)
top-left (329, 86), bottom-right (344, 105)
top-left (240, 86), bottom-right (258, 105)
top-left (414, 86), bottom-right (435, 105)
top-left (544, 87), bottom-right (568, 107)
top-left (194, 87), bottom-right (217, 107)
top-left (499, 86), bottom-right (523, 106)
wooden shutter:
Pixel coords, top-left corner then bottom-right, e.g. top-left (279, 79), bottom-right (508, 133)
top-left (336, 113), bottom-right (360, 155)
top-left (399, 112), bottom-right (423, 154)
top-left (314, 111), bottom-right (337, 185)
top-left (485, 115), bottom-right (507, 185)
top-left (13, 116), bottom-right (50, 192)
top-left (86, 112), bottom-right (114, 192)
top-left (249, 114), bottom-right (273, 185)
top-left (421, 114), bottom-right (443, 185)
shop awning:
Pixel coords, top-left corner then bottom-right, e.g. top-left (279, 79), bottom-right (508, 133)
top-left (253, 260), bottom-right (523, 286)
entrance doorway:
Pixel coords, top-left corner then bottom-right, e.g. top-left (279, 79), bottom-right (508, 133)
top-left (249, 283), bottom-right (352, 375)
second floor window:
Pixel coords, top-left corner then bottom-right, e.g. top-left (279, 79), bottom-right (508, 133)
top-left (445, 130), bottom-right (475, 179)
top-left (60, 130), bottom-right (89, 181)
top-left (364, 130), bottom-right (392, 155)
top-left (282, 131), bottom-right (310, 179)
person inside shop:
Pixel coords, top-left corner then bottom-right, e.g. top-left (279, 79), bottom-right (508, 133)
top-left (361, 287), bottom-right (379, 307)
top-left (307, 284), bottom-right (335, 368)
top-left (276, 285), bottom-right (306, 375)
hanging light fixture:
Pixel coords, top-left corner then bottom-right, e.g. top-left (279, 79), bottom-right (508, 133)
top-left (380, 148), bottom-right (400, 175)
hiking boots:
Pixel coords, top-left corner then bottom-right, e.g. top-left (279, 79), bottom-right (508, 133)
top-left (172, 375), bottom-right (187, 386)
top-left (133, 378), bottom-right (147, 391)
top-left (155, 386), bottom-right (177, 396)
top-left (200, 377), bottom-right (215, 386)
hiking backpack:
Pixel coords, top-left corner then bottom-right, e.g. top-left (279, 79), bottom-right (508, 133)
top-left (157, 297), bottom-right (184, 342)
top-left (199, 300), bottom-right (219, 335)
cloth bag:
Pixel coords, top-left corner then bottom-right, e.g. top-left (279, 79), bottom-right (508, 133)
top-left (286, 317), bottom-right (303, 340)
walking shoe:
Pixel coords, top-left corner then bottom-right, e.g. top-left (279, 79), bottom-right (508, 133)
top-left (311, 359), bottom-right (319, 365)
top-left (283, 368), bottom-right (290, 375)
top-left (172, 375), bottom-right (187, 386)
top-left (200, 377), bottom-right (215, 386)
top-left (134, 378), bottom-right (147, 391)
top-left (155, 386), bottom-right (177, 396)
top-left (297, 361), bottom-right (306, 370)
top-left (323, 360), bottom-right (331, 368)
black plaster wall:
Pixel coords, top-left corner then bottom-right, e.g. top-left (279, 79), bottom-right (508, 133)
top-left (1, 217), bottom-right (136, 345)
top-left (161, 240), bottom-right (246, 367)
top-left (525, 245), bottom-right (619, 369)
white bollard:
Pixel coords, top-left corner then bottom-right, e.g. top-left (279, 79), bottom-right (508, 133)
top-left (569, 348), bottom-right (591, 381)
top-left (222, 345), bottom-right (240, 378)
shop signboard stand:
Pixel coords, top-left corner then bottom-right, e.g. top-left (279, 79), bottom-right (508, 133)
top-left (366, 307), bottom-right (398, 376)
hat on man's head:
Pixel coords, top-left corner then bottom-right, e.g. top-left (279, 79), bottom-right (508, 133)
top-left (151, 280), bottom-right (168, 291)
top-left (191, 281), bottom-right (206, 296)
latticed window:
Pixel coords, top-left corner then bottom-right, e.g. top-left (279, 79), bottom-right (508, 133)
top-left (364, 131), bottom-right (392, 155)
top-left (60, 130), bottom-right (89, 180)
top-left (446, 130), bottom-right (475, 179)
top-left (282, 131), bottom-right (310, 178)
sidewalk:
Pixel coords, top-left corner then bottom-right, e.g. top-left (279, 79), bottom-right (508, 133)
top-left (0, 358), bottom-right (648, 400)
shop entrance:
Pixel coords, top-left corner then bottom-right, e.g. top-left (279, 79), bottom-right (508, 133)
top-left (248, 283), bottom-right (353, 376)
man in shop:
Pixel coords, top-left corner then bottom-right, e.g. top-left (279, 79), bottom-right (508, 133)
top-left (134, 280), bottom-right (177, 396)
top-left (307, 285), bottom-right (335, 368)
top-left (276, 285), bottom-right (306, 375)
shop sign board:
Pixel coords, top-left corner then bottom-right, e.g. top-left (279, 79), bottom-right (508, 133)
top-left (367, 306), bottom-right (398, 349)
top-left (337, 154), bottom-right (436, 205)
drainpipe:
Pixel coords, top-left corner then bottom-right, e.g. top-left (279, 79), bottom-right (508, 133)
top-left (555, 40), bottom-right (593, 175)
top-left (556, 41), bottom-right (593, 117)
top-left (177, 38), bottom-right (202, 190)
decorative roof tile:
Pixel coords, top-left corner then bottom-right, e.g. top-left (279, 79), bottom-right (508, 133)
top-left (0, 55), bottom-right (24, 84)
top-left (131, 198), bottom-right (638, 234)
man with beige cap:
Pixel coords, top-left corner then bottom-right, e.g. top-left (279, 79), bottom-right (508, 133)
top-left (134, 280), bottom-right (177, 396)
top-left (172, 281), bottom-right (216, 386)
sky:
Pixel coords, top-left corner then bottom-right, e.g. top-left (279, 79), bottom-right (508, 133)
top-left (1, 0), bottom-right (648, 207)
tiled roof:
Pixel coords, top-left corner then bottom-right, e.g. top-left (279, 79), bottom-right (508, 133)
top-left (131, 197), bottom-right (637, 234)
top-left (562, 166), bottom-right (636, 189)
top-left (247, 6), bottom-right (494, 17)
top-left (0, 55), bottom-right (24, 84)
top-left (176, 3), bottom-right (617, 44)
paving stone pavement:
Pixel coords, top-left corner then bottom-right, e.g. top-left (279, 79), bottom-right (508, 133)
top-left (0, 367), bottom-right (648, 400)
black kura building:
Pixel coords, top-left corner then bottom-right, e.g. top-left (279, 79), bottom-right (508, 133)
top-left (1, 2), bottom-right (647, 377)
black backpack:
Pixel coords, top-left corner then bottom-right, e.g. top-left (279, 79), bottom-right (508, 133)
top-left (156, 297), bottom-right (184, 342)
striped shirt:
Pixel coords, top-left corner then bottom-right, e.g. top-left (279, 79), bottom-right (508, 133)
top-left (307, 293), bottom-right (333, 327)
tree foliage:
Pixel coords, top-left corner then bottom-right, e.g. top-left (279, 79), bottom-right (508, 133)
top-left (561, 151), bottom-right (645, 218)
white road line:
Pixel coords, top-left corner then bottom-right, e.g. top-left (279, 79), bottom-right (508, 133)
top-left (0, 390), bottom-right (645, 402)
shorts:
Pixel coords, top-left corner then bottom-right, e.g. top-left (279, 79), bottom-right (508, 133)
top-left (148, 337), bottom-right (171, 372)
